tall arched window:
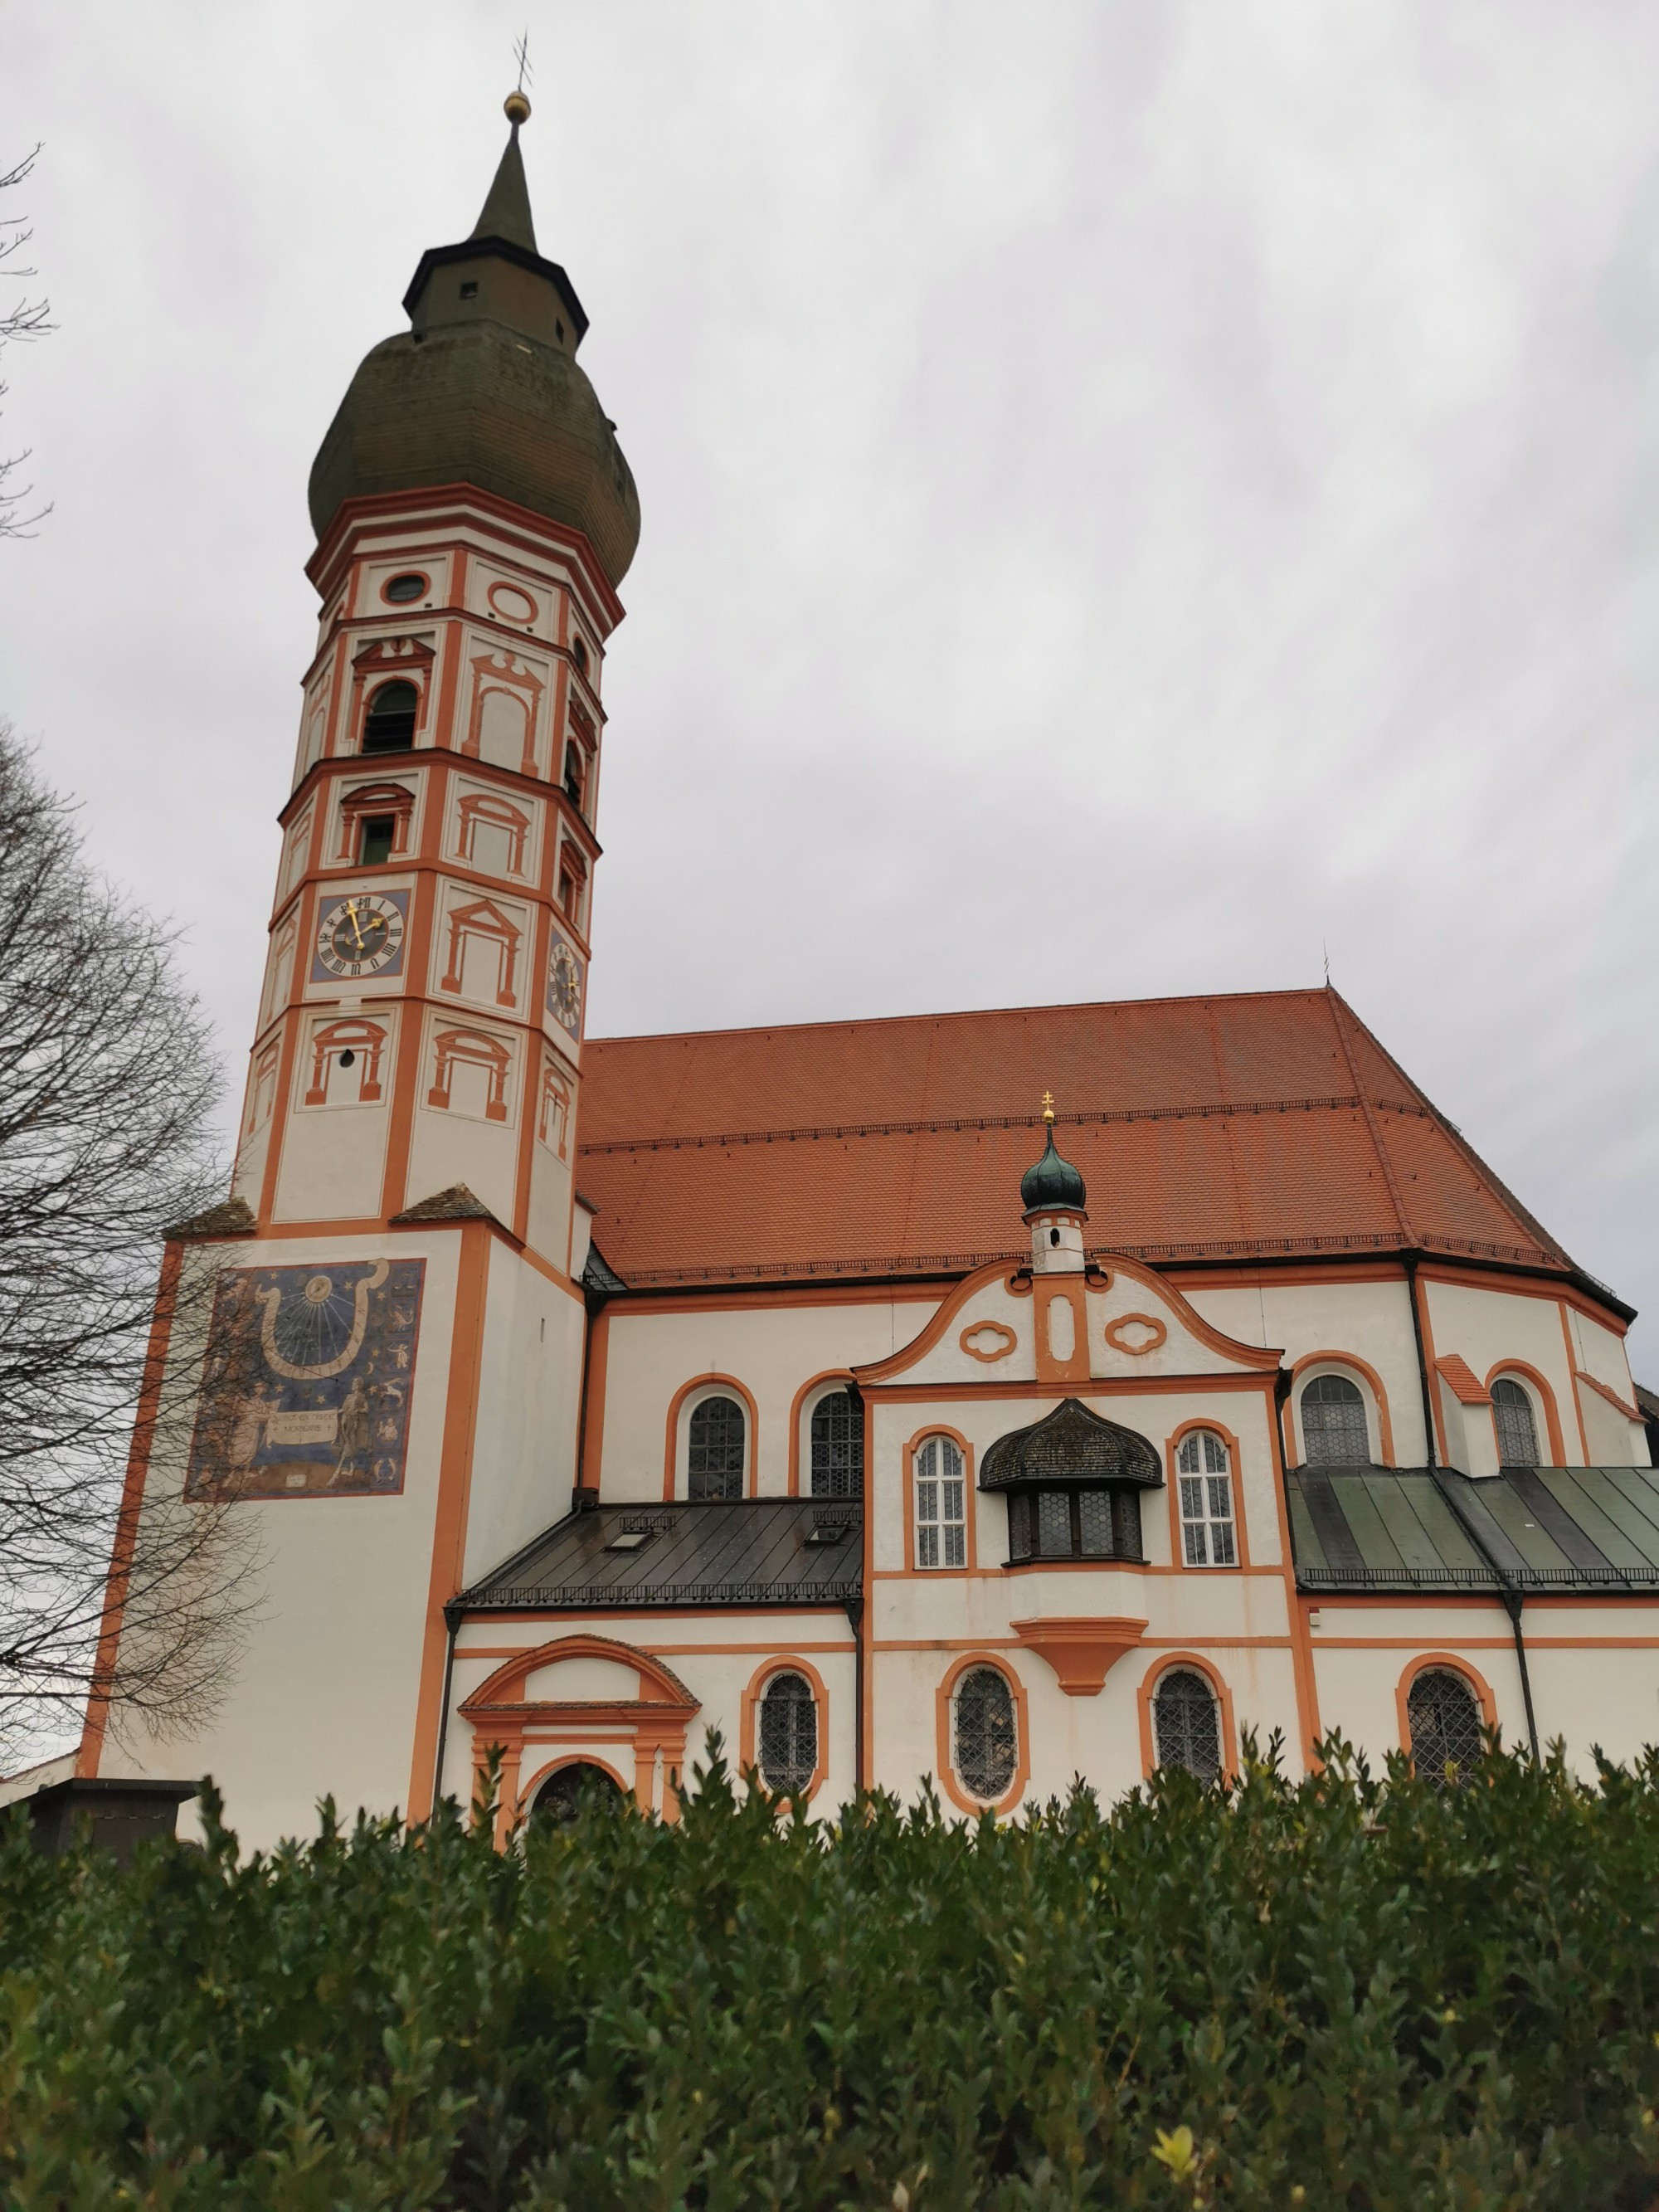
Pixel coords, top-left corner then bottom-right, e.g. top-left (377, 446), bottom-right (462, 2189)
top-left (951, 1666), bottom-right (1016, 1803)
top-left (529, 1761), bottom-right (624, 1827)
top-left (1152, 1667), bottom-right (1223, 1783)
top-left (914, 1435), bottom-right (966, 1567)
top-left (757, 1671), bottom-right (817, 1795)
top-left (1491, 1377), bottom-right (1540, 1468)
top-left (688, 1395), bottom-right (746, 1501)
top-left (1176, 1431), bottom-right (1236, 1566)
top-left (1300, 1373), bottom-right (1370, 1466)
top-left (362, 680), bottom-right (419, 753)
top-left (1406, 1667), bottom-right (1483, 1789)
top-left (563, 741), bottom-right (586, 810)
top-left (810, 1389), bottom-right (863, 1498)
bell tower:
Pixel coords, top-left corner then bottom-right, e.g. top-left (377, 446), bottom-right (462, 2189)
top-left (79, 95), bottom-right (641, 1840)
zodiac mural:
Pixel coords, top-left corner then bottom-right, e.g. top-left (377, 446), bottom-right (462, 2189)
top-left (185, 1258), bottom-right (425, 1500)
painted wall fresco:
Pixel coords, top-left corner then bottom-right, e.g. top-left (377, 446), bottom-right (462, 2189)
top-left (185, 1259), bottom-right (425, 1500)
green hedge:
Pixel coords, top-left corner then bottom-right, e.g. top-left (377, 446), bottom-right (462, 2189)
top-left (3, 1738), bottom-right (1659, 2210)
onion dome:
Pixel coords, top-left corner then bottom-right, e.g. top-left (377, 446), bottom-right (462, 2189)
top-left (308, 94), bottom-right (641, 587)
top-left (1019, 1095), bottom-right (1087, 1217)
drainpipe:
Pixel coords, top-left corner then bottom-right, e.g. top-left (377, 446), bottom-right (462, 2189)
top-left (431, 1598), bottom-right (464, 1815)
top-left (847, 1594), bottom-right (865, 1795)
top-left (1404, 1252), bottom-right (1437, 1469)
top-left (1501, 1591), bottom-right (1542, 1762)
top-left (1429, 1469), bottom-right (1542, 1762)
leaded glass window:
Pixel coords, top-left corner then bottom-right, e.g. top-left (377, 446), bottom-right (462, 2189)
top-left (952, 1666), bottom-right (1016, 1801)
top-left (688, 1394), bottom-right (746, 1501)
top-left (916, 1435), bottom-right (966, 1567)
top-left (757, 1670), bottom-right (817, 1795)
top-left (1078, 1488), bottom-right (1114, 1557)
top-left (1004, 1486), bottom-right (1137, 1564)
top-left (1301, 1373), bottom-right (1370, 1466)
top-left (1407, 1667), bottom-right (1483, 1789)
top-left (810, 1388), bottom-right (864, 1498)
top-left (1037, 1488), bottom-right (1072, 1557)
top-left (1492, 1377), bottom-right (1540, 1468)
top-left (1177, 1431), bottom-right (1237, 1566)
top-left (1152, 1668), bottom-right (1222, 1784)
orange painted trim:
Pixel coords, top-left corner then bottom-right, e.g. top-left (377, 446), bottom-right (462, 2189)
top-left (1434, 1355), bottom-right (1490, 1406)
top-left (1099, 1253), bottom-right (1283, 1369)
top-left (1307, 1635), bottom-right (1659, 1649)
top-left (642, 1639), bottom-right (854, 1656)
top-left (1272, 1413), bottom-right (1322, 1762)
top-left (1104, 1312), bottom-right (1168, 1357)
top-left (1576, 1368), bottom-right (1643, 1422)
top-left (1164, 1417), bottom-right (1253, 1570)
top-left (864, 1371), bottom-right (1279, 1404)
top-left (1558, 1304), bottom-right (1593, 1462)
top-left (873, 1635), bottom-right (1295, 1653)
top-left (516, 1750), bottom-right (634, 1818)
top-left (465, 1633), bottom-right (698, 1712)
top-left (902, 1424), bottom-right (979, 1575)
top-left (1136, 1652), bottom-right (1239, 1784)
top-left (1396, 1652), bottom-right (1500, 1763)
top-left (855, 1260), bottom-right (1024, 1382)
top-left (1285, 1349), bottom-right (1396, 1467)
top-left (1408, 1276), bottom-right (1452, 1466)
top-left (935, 1651), bottom-right (1030, 1816)
top-left (78, 1241), bottom-right (186, 1776)
top-left (580, 1307), bottom-right (611, 1492)
top-left (662, 1373), bottom-right (761, 1501)
top-left (1417, 1259), bottom-right (1629, 1336)
top-left (786, 1369), bottom-right (856, 1498)
top-left (738, 1654), bottom-right (831, 1805)
top-left (255, 881), bottom-right (318, 1225)
top-left (1483, 1359), bottom-right (1567, 1468)
top-left (1011, 1615), bottom-right (1146, 1695)
top-left (406, 1219), bottom-right (491, 1821)
top-left (1034, 1279), bottom-right (1091, 1386)
top-left (959, 1320), bottom-right (1017, 1364)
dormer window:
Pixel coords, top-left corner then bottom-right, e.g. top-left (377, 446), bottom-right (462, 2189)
top-left (358, 815), bottom-right (396, 866)
top-left (362, 680), bottom-right (418, 754)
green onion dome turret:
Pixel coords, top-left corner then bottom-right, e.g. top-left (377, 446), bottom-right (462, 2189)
top-left (308, 95), bottom-right (640, 588)
top-left (1020, 1100), bottom-right (1087, 1218)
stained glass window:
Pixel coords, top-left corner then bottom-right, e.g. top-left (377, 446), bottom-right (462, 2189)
top-left (810, 1388), bottom-right (864, 1498)
top-left (953, 1666), bottom-right (1016, 1801)
top-left (1407, 1668), bottom-right (1484, 1789)
top-left (688, 1395), bottom-right (746, 1501)
top-left (1491, 1377), bottom-right (1540, 1468)
top-left (1152, 1668), bottom-right (1223, 1784)
top-left (1177, 1431), bottom-right (1237, 1566)
top-left (916, 1435), bottom-right (966, 1567)
top-left (1301, 1373), bottom-right (1370, 1466)
top-left (757, 1671), bottom-right (817, 1795)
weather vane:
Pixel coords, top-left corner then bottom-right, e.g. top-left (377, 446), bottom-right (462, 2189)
top-left (513, 29), bottom-right (533, 95)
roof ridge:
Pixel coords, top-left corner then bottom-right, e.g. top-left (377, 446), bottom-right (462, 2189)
top-left (1325, 989), bottom-right (1417, 1245)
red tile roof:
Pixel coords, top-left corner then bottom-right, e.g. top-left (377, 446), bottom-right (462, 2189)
top-left (576, 987), bottom-right (1575, 1293)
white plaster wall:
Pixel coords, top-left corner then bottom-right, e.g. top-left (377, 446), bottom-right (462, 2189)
top-left (1190, 1278), bottom-right (1429, 1463)
top-left (1421, 1279), bottom-right (1581, 1461)
top-left (271, 1084), bottom-right (392, 1224)
top-left (596, 1298), bottom-right (939, 1502)
top-left (463, 1243), bottom-right (586, 1581)
top-left (100, 1232), bottom-right (465, 1850)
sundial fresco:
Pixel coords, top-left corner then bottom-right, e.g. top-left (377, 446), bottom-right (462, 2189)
top-left (185, 1259), bottom-right (425, 1499)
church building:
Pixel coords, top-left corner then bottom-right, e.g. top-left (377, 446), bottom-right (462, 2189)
top-left (78, 100), bottom-right (1659, 1845)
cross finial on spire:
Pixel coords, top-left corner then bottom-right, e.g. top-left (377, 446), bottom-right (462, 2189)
top-left (513, 29), bottom-right (533, 95)
top-left (504, 31), bottom-right (533, 126)
top-left (1041, 1090), bottom-right (1055, 1124)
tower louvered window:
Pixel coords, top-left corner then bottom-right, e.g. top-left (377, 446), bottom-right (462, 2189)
top-left (362, 679), bottom-right (418, 753)
top-left (757, 1671), bottom-right (817, 1795)
top-left (810, 1389), bottom-right (864, 1498)
top-left (952, 1666), bottom-right (1016, 1801)
top-left (1491, 1377), bottom-right (1540, 1467)
top-left (1152, 1668), bottom-right (1223, 1784)
top-left (1177, 1431), bottom-right (1236, 1566)
top-left (688, 1395), bottom-right (745, 1501)
top-left (1407, 1668), bottom-right (1484, 1788)
top-left (1301, 1373), bottom-right (1370, 1466)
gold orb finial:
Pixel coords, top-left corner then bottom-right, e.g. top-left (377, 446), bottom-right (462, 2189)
top-left (504, 90), bottom-right (532, 126)
top-left (1041, 1090), bottom-right (1055, 1124)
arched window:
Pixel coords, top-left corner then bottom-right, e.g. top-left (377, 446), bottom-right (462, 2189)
top-left (688, 1395), bottom-right (746, 1501)
top-left (1152, 1667), bottom-right (1222, 1783)
top-left (757, 1670), bottom-right (817, 1795)
top-left (528, 1761), bottom-right (624, 1827)
top-left (810, 1389), bottom-right (864, 1498)
top-left (1176, 1431), bottom-right (1236, 1566)
top-left (362, 679), bottom-right (419, 754)
top-left (1406, 1667), bottom-right (1483, 1789)
top-left (563, 741), bottom-right (586, 810)
top-left (1301, 1373), bottom-right (1370, 1467)
top-left (1491, 1377), bottom-right (1540, 1468)
top-left (915, 1435), bottom-right (966, 1567)
top-left (951, 1666), bottom-right (1016, 1802)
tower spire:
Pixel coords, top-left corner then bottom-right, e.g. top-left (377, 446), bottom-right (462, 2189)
top-left (471, 91), bottom-right (538, 254)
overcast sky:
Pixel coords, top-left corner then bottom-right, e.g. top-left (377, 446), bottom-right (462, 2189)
top-left (3, 2), bottom-right (1657, 1370)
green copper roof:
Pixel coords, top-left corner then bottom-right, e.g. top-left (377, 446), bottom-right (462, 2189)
top-left (1019, 1123), bottom-right (1087, 1215)
top-left (470, 125), bottom-right (537, 252)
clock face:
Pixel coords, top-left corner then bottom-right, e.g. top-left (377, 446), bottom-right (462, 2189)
top-left (547, 937), bottom-right (583, 1035)
top-left (314, 893), bottom-right (406, 979)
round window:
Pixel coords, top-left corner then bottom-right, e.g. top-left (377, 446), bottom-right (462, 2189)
top-left (383, 572), bottom-right (427, 605)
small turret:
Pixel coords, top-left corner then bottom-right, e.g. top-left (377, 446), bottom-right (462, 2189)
top-left (1021, 1094), bottom-right (1087, 1273)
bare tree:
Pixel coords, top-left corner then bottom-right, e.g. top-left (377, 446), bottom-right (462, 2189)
top-left (0, 146), bottom-right (53, 538)
top-left (0, 731), bottom-right (257, 1766)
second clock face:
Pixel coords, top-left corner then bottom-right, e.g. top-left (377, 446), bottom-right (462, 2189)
top-left (314, 892), bottom-right (406, 979)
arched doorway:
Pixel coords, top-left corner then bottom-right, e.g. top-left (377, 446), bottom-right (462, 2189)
top-left (528, 1761), bottom-right (625, 1828)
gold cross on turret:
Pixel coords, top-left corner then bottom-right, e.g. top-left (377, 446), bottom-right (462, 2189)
top-left (1041, 1090), bottom-right (1055, 1124)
